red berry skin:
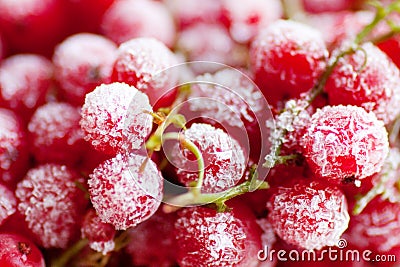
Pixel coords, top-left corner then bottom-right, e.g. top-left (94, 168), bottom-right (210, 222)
top-left (174, 202), bottom-right (262, 267)
top-left (0, 54), bottom-right (53, 121)
top-left (101, 0), bottom-right (176, 47)
top-left (378, 35), bottom-right (400, 69)
top-left (302, 0), bottom-right (361, 13)
top-left (250, 20), bottom-right (328, 107)
top-left (53, 33), bottom-right (117, 106)
top-left (301, 105), bottom-right (389, 185)
top-left (125, 210), bottom-right (178, 267)
top-left (0, 233), bottom-right (45, 267)
top-left (325, 42), bottom-right (400, 124)
top-left (0, 0), bottom-right (68, 56)
top-left (111, 38), bottom-right (179, 106)
top-left (15, 164), bottom-right (87, 248)
top-left (267, 180), bottom-right (350, 250)
top-left (0, 109), bottom-right (29, 187)
top-left (28, 102), bottom-right (86, 165)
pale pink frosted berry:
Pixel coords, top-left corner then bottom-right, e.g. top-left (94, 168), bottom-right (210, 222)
top-left (171, 123), bottom-right (246, 193)
top-left (15, 164), bottom-right (87, 248)
top-left (267, 180), bottom-right (350, 250)
top-left (111, 38), bottom-right (179, 105)
top-left (0, 183), bottom-right (16, 226)
top-left (302, 105), bottom-right (389, 184)
top-left (80, 82), bottom-right (153, 155)
top-left (81, 209), bottom-right (116, 255)
top-left (88, 153), bottom-right (163, 230)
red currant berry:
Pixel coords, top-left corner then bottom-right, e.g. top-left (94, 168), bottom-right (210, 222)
top-left (325, 42), bottom-right (400, 124)
top-left (88, 153), bottom-right (163, 230)
top-left (0, 54), bottom-right (53, 121)
top-left (111, 38), bottom-right (179, 105)
top-left (0, 233), bottom-right (45, 267)
top-left (53, 33), bottom-right (117, 106)
top-left (267, 180), bottom-right (350, 250)
top-left (81, 208), bottom-right (116, 255)
top-left (101, 0), bottom-right (176, 47)
top-left (250, 20), bottom-right (328, 107)
top-left (0, 108), bottom-right (29, 187)
top-left (15, 164), bottom-right (87, 248)
top-left (28, 102), bottom-right (86, 165)
top-left (80, 82), bottom-right (153, 155)
top-left (171, 123), bottom-right (246, 193)
top-left (174, 202), bottom-right (262, 267)
top-left (302, 105), bottom-right (389, 184)
top-left (302, 0), bottom-right (361, 13)
top-left (0, 183), bottom-right (16, 226)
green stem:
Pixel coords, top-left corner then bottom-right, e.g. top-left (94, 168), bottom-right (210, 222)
top-left (50, 239), bottom-right (89, 267)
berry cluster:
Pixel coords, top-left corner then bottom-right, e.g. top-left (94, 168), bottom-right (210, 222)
top-left (0, 0), bottom-right (400, 266)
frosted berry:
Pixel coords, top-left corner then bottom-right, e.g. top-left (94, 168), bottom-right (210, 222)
top-left (111, 38), bottom-right (179, 105)
top-left (174, 202), bottom-right (262, 267)
top-left (0, 108), bottom-right (29, 187)
top-left (250, 20), bottom-right (328, 107)
top-left (53, 33), bottom-right (117, 106)
top-left (0, 233), bottom-right (45, 267)
top-left (171, 123), bottom-right (246, 193)
top-left (0, 183), bottom-right (16, 226)
top-left (325, 42), bottom-right (400, 124)
top-left (267, 180), bottom-right (350, 250)
top-left (0, 0), bottom-right (68, 56)
top-left (101, 0), bottom-right (176, 47)
top-left (221, 0), bottom-right (283, 43)
top-left (345, 198), bottom-right (400, 252)
top-left (15, 164), bottom-right (87, 248)
top-left (125, 210), bottom-right (177, 267)
top-left (302, 105), bottom-right (389, 184)
top-left (80, 82), bottom-right (153, 155)
top-left (88, 153), bottom-right (163, 230)
top-left (28, 102), bottom-right (85, 165)
top-left (0, 54), bottom-right (53, 121)
top-left (81, 208), bottom-right (116, 255)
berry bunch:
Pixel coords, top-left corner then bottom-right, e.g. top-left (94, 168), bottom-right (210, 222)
top-left (0, 0), bottom-right (400, 266)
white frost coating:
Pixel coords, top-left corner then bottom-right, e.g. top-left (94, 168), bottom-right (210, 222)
top-left (0, 184), bottom-right (16, 225)
top-left (28, 102), bottom-right (83, 147)
top-left (256, 218), bottom-right (276, 248)
top-left (175, 207), bottom-right (247, 267)
top-left (188, 68), bottom-right (264, 128)
top-left (89, 240), bottom-right (115, 255)
top-left (171, 123), bottom-right (246, 193)
top-left (88, 153), bottom-right (163, 230)
top-left (302, 105), bottom-right (389, 182)
top-left (15, 164), bottom-right (85, 248)
top-left (268, 181), bottom-right (350, 250)
top-left (326, 42), bottom-right (400, 124)
top-left (80, 82), bottom-right (153, 153)
top-left (0, 110), bottom-right (20, 171)
top-left (0, 0), bottom-right (51, 19)
top-left (114, 38), bottom-right (178, 102)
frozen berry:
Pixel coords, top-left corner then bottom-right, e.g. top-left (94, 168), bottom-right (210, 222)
top-left (250, 20), bottom-right (328, 107)
top-left (170, 123), bottom-right (246, 193)
top-left (174, 202), bottom-right (262, 267)
top-left (301, 105), bottom-right (389, 184)
top-left (221, 0), bottom-right (283, 43)
top-left (0, 54), bottom-right (53, 121)
top-left (81, 208), bottom-right (116, 255)
top-left (125, 210), bottom-right (177, 267)
top-left (0, 108), bottom-right (29, 187)
top-left (0, 183), bottom-right (16, 226)
top-left (53, 33), bottom-right (117, 106)
top-left (88, 153), bottom-right (163, 230)
top-left (111, 38), bottom-right (179, 105)
top-left (80, 82), bottom-right (153, 155)
top-left (0, 233), bottom-right (45, 267)
top-left (101, 0), bottom-right (176, 47)
top-left (267, 180), bottom-right (350, 250)
top-left (15, 164), bottom-right (87, 248)
top-left (325, 42), bottom-right (400, 124)
top-left (28, 102), bottom-right (85, 165)
top-left (0, 0), bottom-right (68, 56)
